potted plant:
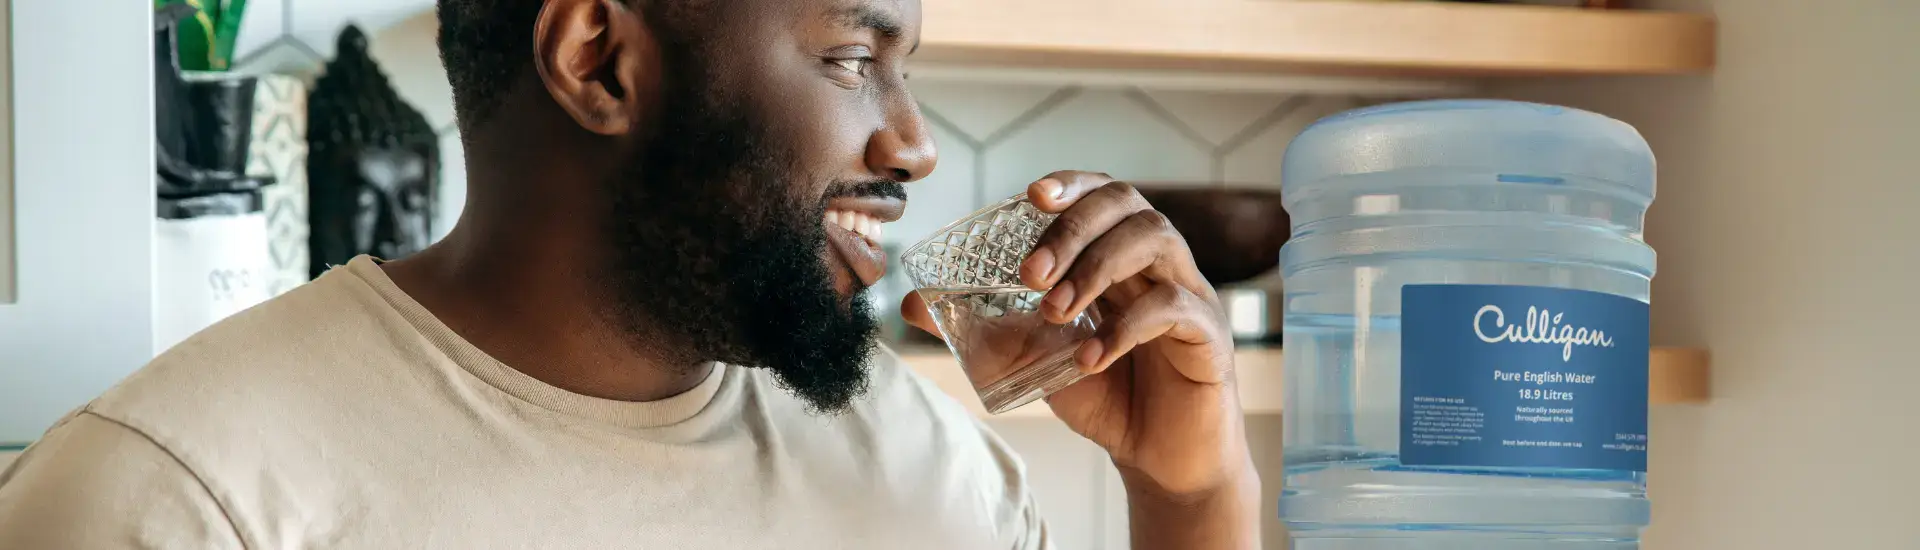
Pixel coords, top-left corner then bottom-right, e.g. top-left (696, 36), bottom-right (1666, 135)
top-left (154, 0), bottom-right (248, 71)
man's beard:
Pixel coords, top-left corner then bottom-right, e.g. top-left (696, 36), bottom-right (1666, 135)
top-left (597, 49), bottom-right (882, 414)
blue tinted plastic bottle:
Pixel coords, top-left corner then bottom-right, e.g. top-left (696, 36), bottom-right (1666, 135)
top-left (1278, 100), bottom-right (1657, 549)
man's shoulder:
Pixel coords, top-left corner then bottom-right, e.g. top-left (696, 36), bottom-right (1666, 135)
top-left (86, 267), bottom-right (418, 444)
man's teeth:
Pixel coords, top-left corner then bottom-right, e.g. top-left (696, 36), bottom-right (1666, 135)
top-left (827, 209), bottom-right (883, 242)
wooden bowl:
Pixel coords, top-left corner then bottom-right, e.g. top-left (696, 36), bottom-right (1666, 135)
top-left (1135, 185), bottom-right (1291, 287)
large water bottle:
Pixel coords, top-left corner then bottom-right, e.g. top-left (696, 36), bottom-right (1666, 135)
top-left (1278, 100), bottom-right (1656, 549)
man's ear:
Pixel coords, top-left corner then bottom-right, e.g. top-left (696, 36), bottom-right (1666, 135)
top-left (532, 0), bottom-right (658, 136)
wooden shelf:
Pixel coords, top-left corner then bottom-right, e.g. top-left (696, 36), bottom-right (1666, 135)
top-left (898, 345), bottom-right (1711, 419)
top-left (916, 0), bottom-right (1716, 82)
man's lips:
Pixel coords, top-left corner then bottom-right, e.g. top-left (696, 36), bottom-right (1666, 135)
top-left (824, 196), bottom-right (905, 288)
top-left (827, 195), bottom-right (906, 225)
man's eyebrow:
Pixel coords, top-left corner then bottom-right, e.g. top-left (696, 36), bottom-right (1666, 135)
top-left (830, 4), bottom-right (904, 40)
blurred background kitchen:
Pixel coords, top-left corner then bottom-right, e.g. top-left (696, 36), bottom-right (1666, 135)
top-left (2, 1), bottom-right (1916, 548)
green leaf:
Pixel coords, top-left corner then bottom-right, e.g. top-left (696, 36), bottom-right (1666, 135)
top-left (211, 0), bottom-right (248, 70)
top-left (156, 0), bottom-right (216, 71)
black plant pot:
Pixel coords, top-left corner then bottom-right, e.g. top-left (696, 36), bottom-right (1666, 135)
top-left (154, 3), bottom-right (271, 199)
top-left (157, 178), bottom-right (271, 220)
top-left (177, 75), bottom-right (259, 176)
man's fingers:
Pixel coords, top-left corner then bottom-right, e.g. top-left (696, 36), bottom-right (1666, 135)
top-left (1026, 170), bottom-right (1118, 213)
top-left (1073, 284), bottom-right (1230, 384)
top-left (1021, 178), bottom-right (1149, 289)
top-left (899, 292), bottom-right (942, 340)
top-left (1042, 209), bottom-right (1204, 324)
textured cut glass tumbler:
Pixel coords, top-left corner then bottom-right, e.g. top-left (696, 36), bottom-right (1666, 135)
top-left (901, 194), bottom-right (1101, 414)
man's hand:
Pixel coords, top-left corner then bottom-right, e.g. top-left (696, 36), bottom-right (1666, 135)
top-left (903, 171), bottom-right (1260, 549)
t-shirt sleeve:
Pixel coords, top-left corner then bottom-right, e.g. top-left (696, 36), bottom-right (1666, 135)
top-left (0, 412), bottom-right (245, 549)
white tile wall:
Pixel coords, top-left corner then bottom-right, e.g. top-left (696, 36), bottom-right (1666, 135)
top-left (1220, 96), bottom-right (1361, 186)
top-left (892, 121), bottom-right (981, 244)
top-left (1136, 90), bottom-right (1290, 146)
top-left (226, 4), bottom-right (1331, 547)
top-left (230, 37), bottom-right (325, 78)
top-left (232, 0), bottom-right (286, 62)
top-left (981, 88), bottom-right (1216, 198)
top-left (911, 82), bottom-right (1068, 144)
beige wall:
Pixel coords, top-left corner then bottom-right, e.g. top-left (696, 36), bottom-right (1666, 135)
top-left (1499, 1), bottom-right (1920, 548)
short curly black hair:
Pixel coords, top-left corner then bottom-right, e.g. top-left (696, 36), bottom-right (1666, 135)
top-left (436, 0), bottom-right (552, 132)
top-left (438, 1), bottom-right (720, 132)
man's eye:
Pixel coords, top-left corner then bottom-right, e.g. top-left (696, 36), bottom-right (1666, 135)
top-left (831, 57), bottom-right (872, 75)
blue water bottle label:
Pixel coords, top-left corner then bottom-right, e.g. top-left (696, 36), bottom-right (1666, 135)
top-left (1401, 284), bottom-right (1649, 472)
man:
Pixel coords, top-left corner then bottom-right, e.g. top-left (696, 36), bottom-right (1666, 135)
top-left (0, 0), bottom-right (1258, 548)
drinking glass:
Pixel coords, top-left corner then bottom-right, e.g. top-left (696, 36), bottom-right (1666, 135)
top-left (900, 194), bottom-right (1101, 414)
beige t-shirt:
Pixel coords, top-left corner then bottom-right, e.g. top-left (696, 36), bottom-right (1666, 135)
top-left (0, 257), bottom-right (1050, 549)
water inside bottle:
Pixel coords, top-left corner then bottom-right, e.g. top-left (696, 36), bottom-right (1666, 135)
top-left (918, 286), bottom-right (1098, 414)
top-left (1284, 313), bottom-right (1648, 549)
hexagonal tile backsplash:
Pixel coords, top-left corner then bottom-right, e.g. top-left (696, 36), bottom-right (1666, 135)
top-left (229, 2), bottom-right (1355, 252)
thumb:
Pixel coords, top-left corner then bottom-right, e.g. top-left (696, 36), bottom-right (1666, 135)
top-left (899, 291), bottom-right (943, 341)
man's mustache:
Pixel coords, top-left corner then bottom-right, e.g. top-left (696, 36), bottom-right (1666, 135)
top-left (825, 179), bottom-right (907, 202)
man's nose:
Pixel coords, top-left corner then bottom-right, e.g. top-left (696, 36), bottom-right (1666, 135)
top-left (865, 101), bottom-right (937, 183)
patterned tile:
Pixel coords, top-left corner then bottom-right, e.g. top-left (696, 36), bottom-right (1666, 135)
top-left (1221, 96), bottom-right (1360, 189)
top-left (910, 81), bottom-right (1070, 143)
top-left (1135, 89), bottom-right (1293, 147)
top-left (248, 74), bottom-right (311, 296)
top-left (983, 89), bottom-right (1214, 199)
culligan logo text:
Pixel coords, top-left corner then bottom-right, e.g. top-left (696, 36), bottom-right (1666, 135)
top-left (1474, 305), bottom-right (1614, 361)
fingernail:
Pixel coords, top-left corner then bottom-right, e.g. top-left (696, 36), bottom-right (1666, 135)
top-left (1024, 248), bottom-right (1055, 285)
top-left (1043, 281), bottom-right (1075, 318)
top-left (1076, 339), bottom-right (1104, 370)
top-left (1037, 178), bottom-right (1064, 200)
